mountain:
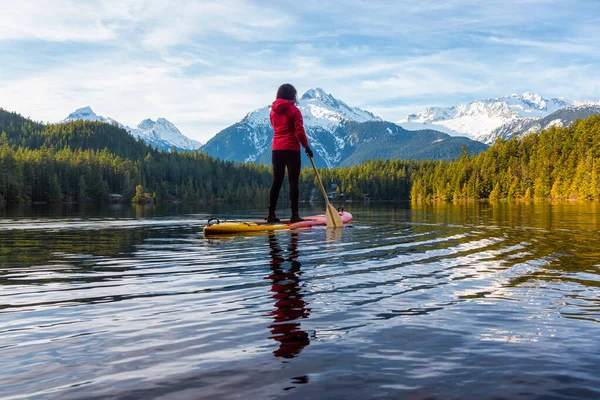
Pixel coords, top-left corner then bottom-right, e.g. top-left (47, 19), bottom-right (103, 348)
top-left (397, 93), bottom-right (600, 144)
top-left (62, 107), bottom-right (202, 151)
top-left (202, 88), bottom-right (381, 168)
top-left (130, 118), bottom-right (202, 151)
top-left (0, 107), bottom-right (273, 205)
top-left (338, 122), bottom-right (487, 167)
top-left (63, 106), bottom-right (123, 126)
top-left (479, 105), bottom-right (600, 143)
top-left (202, 88), bottom-right (486, 168)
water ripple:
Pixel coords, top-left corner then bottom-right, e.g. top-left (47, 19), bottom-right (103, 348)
top-left (1, 203), bottom-right (599, 399)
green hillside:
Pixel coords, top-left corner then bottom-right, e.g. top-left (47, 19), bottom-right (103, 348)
top-left (410, 115), bottom-right (600, 201)
top-left (1, 108), bottom-right (598, 205)
top-left (0, 108), bottom-right (271, 204)
top-left (298, 116), bottom-right (600, 202)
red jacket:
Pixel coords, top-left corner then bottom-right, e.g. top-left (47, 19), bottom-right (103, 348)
top-left (270, 99), bottom-right (309, 152)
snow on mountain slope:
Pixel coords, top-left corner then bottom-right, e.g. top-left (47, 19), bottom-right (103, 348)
top-left (243, 88), bottom-right (380, 129)
top-left (234, 88), bottom-right (382, 167)
top-left (397, 93), bottom-right (580, 143)
top-left (63, 106), bottom-right (123, 127)
top-left (476, 117), bottom-right (539, 143)
top-left (130, 118), bottom-right (202, 150)
top-left (481, 105), bottom-right (600, 143)
top-left (62, 107), bottom-right (202, 151)
top-left (301, 88), bottom-right (381, 125)
top-left (574, 100), bottom-right (600, 107)
top-left (201, 88), bottom-right (488, 168)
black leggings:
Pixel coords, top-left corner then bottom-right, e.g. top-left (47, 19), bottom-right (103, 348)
top-left (269, 150), bottom-right (301, 213)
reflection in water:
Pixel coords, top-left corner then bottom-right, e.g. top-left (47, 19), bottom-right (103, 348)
top-left (266, 233), bottom-right (310, 358)
top-left (325, 227), bottom-right (343, 244)
top-left (1, 202), bottom-right (600, 399)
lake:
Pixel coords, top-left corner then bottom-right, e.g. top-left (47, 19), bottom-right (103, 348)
top-left (1, 202), bottom-right (599, 399)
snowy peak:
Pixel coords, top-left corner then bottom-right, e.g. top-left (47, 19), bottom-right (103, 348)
top-left (62, 108), bottom-right (202, 151)
top-left (137, 118), bottom-right (156, 130)
top-left (244, 88), bottom-right (381, 129)
top-left (65, 106), bottom-right (100, 121)
top-left (156, 118), bottom-right (179, 131)
top-left (397, 92), bottom-right (590, 142)
top-left (301, 87), bottom-right (330, 100)
top-left (508, 92), bottom-right (569, 112)
top-left (401, 92), bottom-right (573, 123)
top-left (62, 106), bottom-right (122, 127)
top-left (483, 104), bottom-right (600, 143)
top-left (300, 88), bottom-right (381, 124)
top-left (502, 92), bottom-right (571, 115)
top-left (511, 92), bottom-right (545, 110)
top-left (206, 88), bottom-right (382, 168)
top-left (574, 99), bottom-right (600, 107)
top-left (64, 106), bottom-right (114, 124)
top-left (301, 88), bottom-right (339, 106)
top-left (131, 117), bottom-right (202, 150)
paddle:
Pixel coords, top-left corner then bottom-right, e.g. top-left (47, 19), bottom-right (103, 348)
top-left (308, 156), bottom-right (344, 228)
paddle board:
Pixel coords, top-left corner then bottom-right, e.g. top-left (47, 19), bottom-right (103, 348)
top-left (203, 211), bottom-right (352, 235)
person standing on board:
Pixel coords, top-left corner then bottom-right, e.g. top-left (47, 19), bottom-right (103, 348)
top-left (267, 83), bottom-right (314, 223)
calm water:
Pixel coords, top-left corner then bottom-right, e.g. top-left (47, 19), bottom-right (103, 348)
top-left (1, 202), bottom-right (599, 399)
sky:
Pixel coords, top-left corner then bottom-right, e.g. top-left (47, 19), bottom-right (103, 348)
top-left (1, 0), bottom-right (599, 143)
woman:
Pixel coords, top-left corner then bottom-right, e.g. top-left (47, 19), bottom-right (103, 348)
top-left (267, 83), bottom-right (313, 223)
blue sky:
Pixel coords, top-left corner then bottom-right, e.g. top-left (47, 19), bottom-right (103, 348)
top-left (1, 0), bottom-right (599, 142)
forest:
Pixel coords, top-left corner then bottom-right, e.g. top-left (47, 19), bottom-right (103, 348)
top-left (0, 109), bottom-right (272, 204)
top-left (409, 115), bottom-right (600, 201)
top-left (0, 108), bottom-right (598, 204)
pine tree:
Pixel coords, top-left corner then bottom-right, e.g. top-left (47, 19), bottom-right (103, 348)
top-left (78, 175), bottom-right (88, 202)
top-left (49, 174), bottom-right (63, 203)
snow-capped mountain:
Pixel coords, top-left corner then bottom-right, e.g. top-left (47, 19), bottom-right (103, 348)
top-left (397, 93), bottom-right (600, 144)
top-left (239, 88), bottom-right (381, 167)
top-left (129, 118), bottom-right (202, 151)
top-left (479, 105), bottom-right (600, 143)
top-left (242, 88), bottom-right (380, 129)
top-left (62, 107), bottom-right (202, 151)
top-left (201, 88), bottom-right (486, 168)
top-left (203, 88), bottom-right (382, 168)
top-left (64, 106), bottom-right (123, 127)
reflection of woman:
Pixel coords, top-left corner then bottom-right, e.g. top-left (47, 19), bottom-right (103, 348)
top-left (267, 233), bottom-right (310, 358)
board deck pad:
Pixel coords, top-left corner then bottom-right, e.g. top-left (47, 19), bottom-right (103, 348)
top-left (253, 219), bottom-right (293, 225)
top-left (203, 211), bottom-right (352, 235)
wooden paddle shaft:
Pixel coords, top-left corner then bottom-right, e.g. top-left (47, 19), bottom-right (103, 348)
top-left (309, 156), bottom-right (341, 226)
top-left (309, 156), bottom-right (330, 204)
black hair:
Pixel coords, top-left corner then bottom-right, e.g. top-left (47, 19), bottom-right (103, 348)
top-left (276, 83), bottom-right (298, 104)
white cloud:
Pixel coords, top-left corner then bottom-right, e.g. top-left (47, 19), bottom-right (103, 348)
top-left (0, 0), bottom-right (291, 45)
top-left (0, 1), bottom-right (120, 42)
top-left (0, 56), bottom-right (277, 142)
top-left (1, 0), bottom-right (599, 143)
top-left (488, 36), bottom-right (598, 54)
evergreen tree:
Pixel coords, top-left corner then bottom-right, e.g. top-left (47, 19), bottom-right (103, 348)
top-left (49, 174), bottom-right (63, 203)
top-left (78, 175), bottom-right (88, 202)
top-left (0, 109), bottom-right (599, 204)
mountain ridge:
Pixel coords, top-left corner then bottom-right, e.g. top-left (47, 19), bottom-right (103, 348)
top-left (59, 90), bottom-right (599, 159)
top-left (62, 107), bottom-right (202, 151)
top-left (397, 92), bottom-right (600, 143)
top-left (201, 88), bottom-right (487, 168)
top-left (480, 105), bottom-right (600, 143)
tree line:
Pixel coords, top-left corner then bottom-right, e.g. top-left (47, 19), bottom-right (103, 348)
top-left (409, 115), bottom-right (600, 201)
top-left (1, 108), bottom-right (598, 204)
top-left (304, 115), bottom-right (600, 202)
top-left (0, 109), bottom-right (272, 204)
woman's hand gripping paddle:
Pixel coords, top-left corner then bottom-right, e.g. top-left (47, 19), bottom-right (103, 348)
top-left (308, 156), bottom-right (344, 228)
